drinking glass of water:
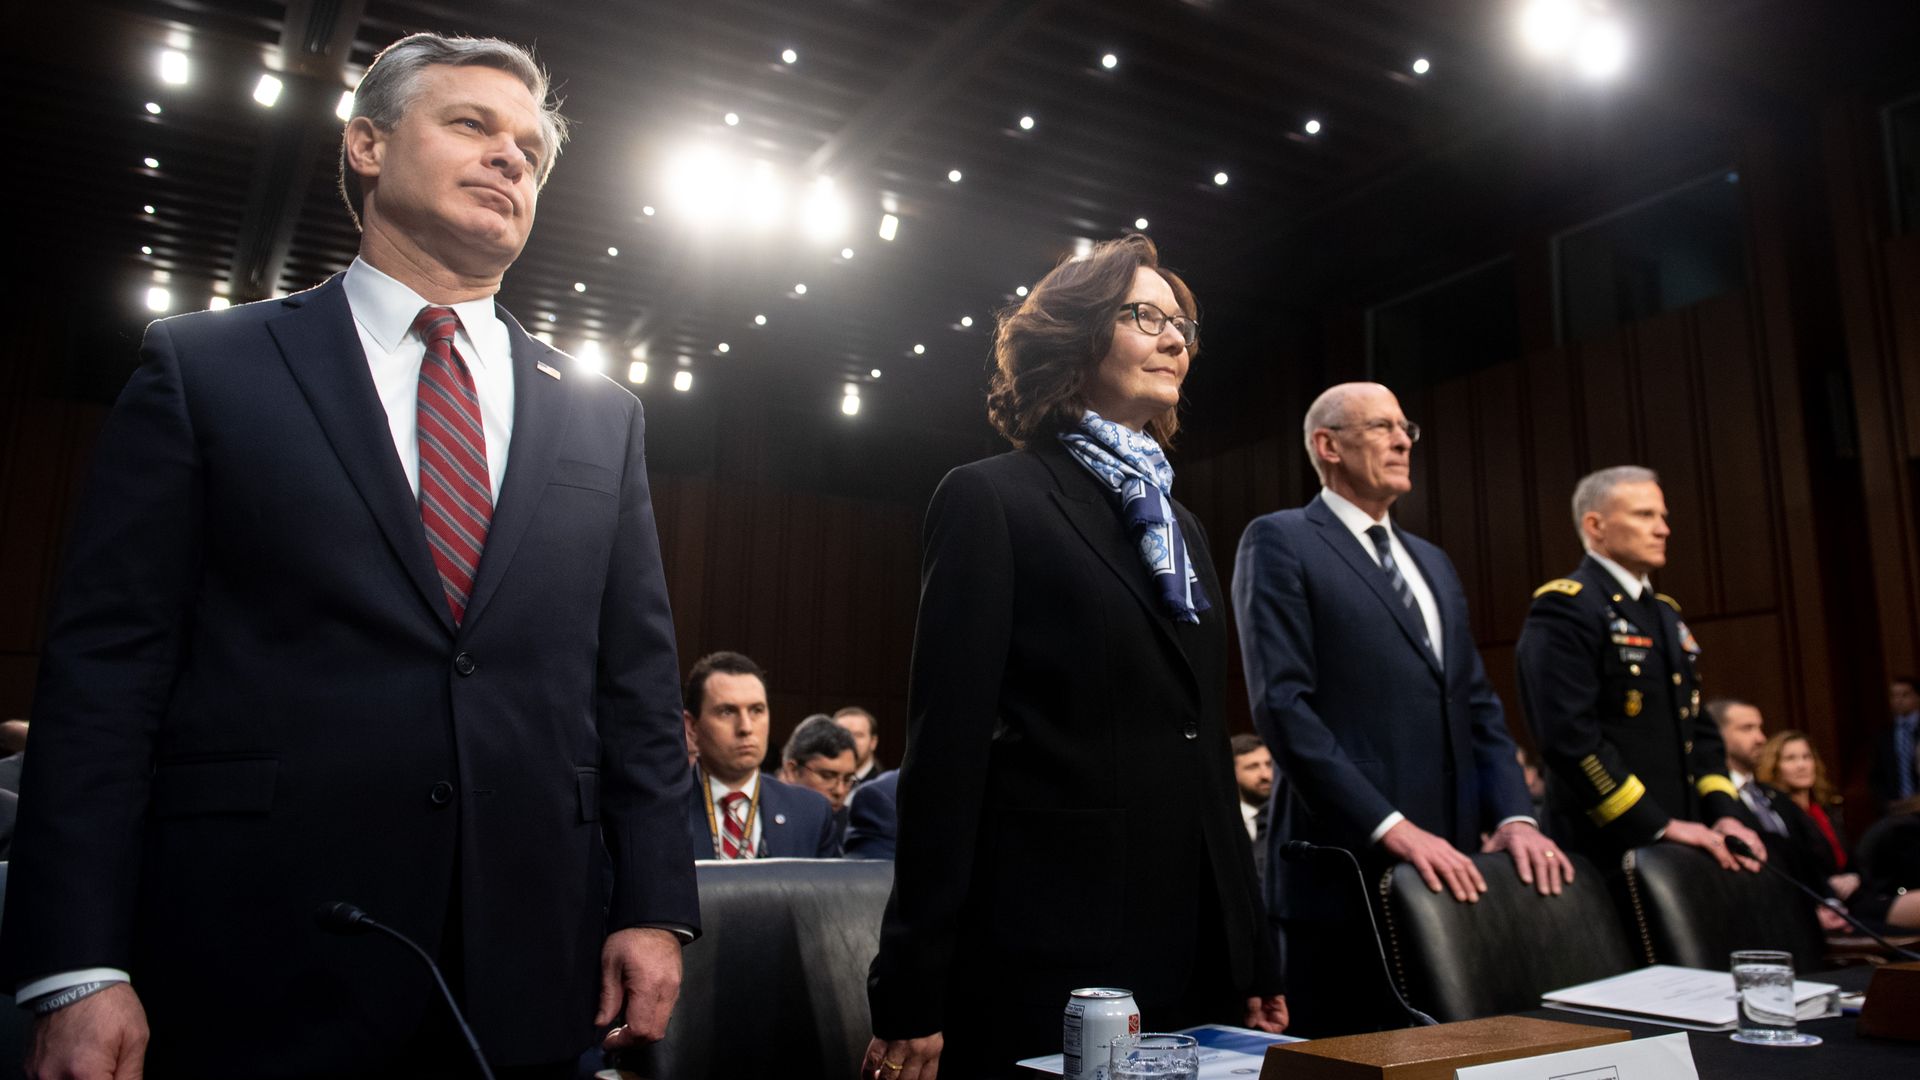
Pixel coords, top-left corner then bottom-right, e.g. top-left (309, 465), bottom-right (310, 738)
top-left (1730, 949), bottom-right (1821, 1046)
top-left (1109, 1033), bottom-right (1198, 1080)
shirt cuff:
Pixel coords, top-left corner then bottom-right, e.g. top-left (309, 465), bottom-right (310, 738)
top-left (16, 969), bottom-right (130, 1005)
top-left (1493, 816), bottom-right (1539, 832)
top-left (633, 922), bottom-right (695, 944)
top-left (1369, 811), bottom-right (1406, 845)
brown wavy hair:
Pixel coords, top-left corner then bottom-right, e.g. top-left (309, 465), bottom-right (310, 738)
top-left (1754, 730), bottom-right (1838, 806)
top-left (987, 234), bottom-right (1197, 448)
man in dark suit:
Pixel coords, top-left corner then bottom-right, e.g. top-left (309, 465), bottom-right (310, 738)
top-left (1232, 381), bottom-right (1568, 1036)
top-left (1230, 734), bottom-right (1273, 887)
top-left (1872, 677), bottom-right (1920, 810)
top-left (0, 33), bottom-right (696, 1078)
top-left (1514, 466), bottom-right (1763, 873)
top-left (683, 652), bottom-right (839, 859)
top-left (843, 768), bottom-right (900, 859)
top-left (833, 706), bottom-right (884, 789)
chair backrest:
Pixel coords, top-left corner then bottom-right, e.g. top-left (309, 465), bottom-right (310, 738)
top-left (1620, 844), bottom-right (1825, 970)
top-left (616, 858), bottom-right (893, 1079)
top-left (1379, 852), bottom-right (1637, 1022)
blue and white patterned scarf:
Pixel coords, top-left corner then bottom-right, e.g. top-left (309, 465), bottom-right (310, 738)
top-left (1058, 410), bottom-right (1210, 623)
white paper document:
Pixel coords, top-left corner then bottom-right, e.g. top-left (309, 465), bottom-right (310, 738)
top-left (1539, 965), bottom-right (1838, 1031)
top-left (1454, 1031), bottom-right (1697, 1080)
top-left (1015, 1023), bottom-right (1302, 1076)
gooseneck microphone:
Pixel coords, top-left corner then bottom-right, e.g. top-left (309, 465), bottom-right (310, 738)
top-left (1719, 836), bottom-right (1920, 962)
top-left (1281, 841), bottom-right (1439, 1027)
top-left (314, 901), bottom-right (497, 1080)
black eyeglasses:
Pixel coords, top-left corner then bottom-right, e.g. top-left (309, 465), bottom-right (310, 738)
top-left (1326, 419), bottom-right (1421, 443)
top-left (1118, 301), bottom-right (1199, 348)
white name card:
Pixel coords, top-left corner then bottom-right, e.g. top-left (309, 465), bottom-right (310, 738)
top-left (1455, 1031), bottom-right (1697, 1080)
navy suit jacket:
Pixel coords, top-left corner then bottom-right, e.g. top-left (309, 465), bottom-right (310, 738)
top-left (844, 768), bottom-right (900, 859)
top-left (0, 275), bottom-right (697, 1074)
top-left (1232, 495), bottom-right (1532, 921)
top-left (685, 769), bottom-right (840, 858)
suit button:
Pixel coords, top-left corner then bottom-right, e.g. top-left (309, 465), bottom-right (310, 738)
top-left (453, 652), bottom-right (475, 676)
top-left (1685, 741), bottom-right (1694, 753)
top-left (1629, 664), bottom-right (1641, 676)
top-left (1183, 723), bottom-right (1198, 740)
top-left (1672, 673), bottom-right (1682, 685)
top-left (429, 781), bottom-right (454, 805)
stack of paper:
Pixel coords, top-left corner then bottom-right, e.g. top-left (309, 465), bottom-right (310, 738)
top-left (1541, 964), bottom-right (1839, 1031)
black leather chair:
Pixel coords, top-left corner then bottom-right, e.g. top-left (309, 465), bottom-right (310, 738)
top-left (0, 863), bottom-right (24, 1080)
top-left (1378, 852), bottom-right (1638, 1022)
top-left (1620, 843), bottom-right (1825, 970)
top-left (612, 858), bottom-right (893, 1079)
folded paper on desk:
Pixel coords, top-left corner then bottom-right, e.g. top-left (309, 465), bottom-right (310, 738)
top-left (1454, 1031), bottom-right (1697, 1080)
top-left (1541, 965), bottom-right (1839, 1031)
top-left (1016, 1023), bottom-right (1302, 1076)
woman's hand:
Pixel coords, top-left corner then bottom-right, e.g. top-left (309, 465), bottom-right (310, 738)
top-left (860, 1032), bottom-right (943, 1080)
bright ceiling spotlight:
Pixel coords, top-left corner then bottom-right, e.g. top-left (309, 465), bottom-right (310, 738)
top-left (754, 314), bottom-right (768, 325)
top-left (253, 74), bottom-right (284, 108)
top-left (1019, 115), bottom-right (1035, 130)
top-left (959, 315), bottom-right (973, 327)
top-left (1412, 57), bottom-right (1432, 75)
top-left (870, 368), bottom-right (882, 378)
top-left (1212, 171), bottom-right (1229, 186)
top-left (607, 246), bottom-right (619, 257)
top-left (1134, 217), bottom-right (1149, 229)
top-left (1304, 119), bottom-right (1322, 135)
top-left (144, 156), bottom-right (160, 168)
top-left (1015, 285), bottom-right (1029, 296)
top-left (573, 281), bottom-right (587, 292)
top-left (800, 175), bottom-right (849, 240)
top-left (741, 159), bottom-right (788, 230)
top-left (878, 213), bottom-right (899, 241)
top-left (912, 344), bottom-right (926, 355)
top-left (673, 369), bottom-right (694, 392)
top-left (143, 204), bottom-right (156, 215)
top-left (841, 247), bottom-right (855, 259)
top-left (141, 245), bottom-right (154, 255)
top-left (574, 340), bottom-right (605, 371)
top-left (1100, 53), bottom-right (1118, 70)
top-left (159, 49), bottom-right (189, 85)
top-left (630, 344), bottom-right (648, 360)
top-left (724, 111), bottom-right (740, 126)
top-left (663, 146), bottom-right (741, 223)
top-left (781, 48), bottom-right (798, 64)
top-left (628, 361), bottom-right (649, 384)
top-left (534, 330), bottom-right (554, 344)
top-left (717, 342), bottom-right (730, 353)
top-left (208, 296), bottom-right (231, 311)
top-left (794, 282), bottom-right (808, 295)
top-left (642, 205), bottom-right (656, 216)
top-left (335, 90), bottom-right (356, 120)
top-left (145, 101), bottom-right (163, 115)
top-left (947, 168), bottom-right (963, 183)
top-left (1518, 0), bottom-right (1583, 58)
top-left (145, 286), bottom-right (171, 312)
top-left (841, 394), bottom-right (861, 416)
top-left (1573, 18), bottom-right (1630, 80)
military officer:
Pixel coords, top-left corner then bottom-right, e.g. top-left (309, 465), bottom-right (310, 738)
top-left (1515, 466), bottom-right (1766, 871)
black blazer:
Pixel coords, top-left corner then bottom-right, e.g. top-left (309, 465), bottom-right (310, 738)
top-left (0, 275), bottom-right (697, 1074)
top-left (684, 769), bottom-right (840, 858)
top-left (1230, 496), bottom-right (1533, 921)
top-left (867, 442), bottom-right (1276, 1061)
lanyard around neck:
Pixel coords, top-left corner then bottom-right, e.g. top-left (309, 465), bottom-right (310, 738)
top-left (698, 765), bottom-right (761, 858)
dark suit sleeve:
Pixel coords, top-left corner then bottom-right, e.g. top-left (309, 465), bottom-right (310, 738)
top-left (1514, 591), bottom-right (1669, 849)
top-left (869, 465), bottom-right (1014, 1040)
top-left (1231, 515), bottom-right (1398, 839)
top-left (595, 396), bottom-right (699, 936)
top-left (844, 778), bottom-right (897, 860)
top-left (814, 799), bottom-right (841, 858)
top-left (0, 322), bottom-right (201, 983)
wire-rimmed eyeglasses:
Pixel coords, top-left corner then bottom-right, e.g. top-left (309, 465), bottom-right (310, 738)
top-left (1326, 419), bottom-right (1421, 443)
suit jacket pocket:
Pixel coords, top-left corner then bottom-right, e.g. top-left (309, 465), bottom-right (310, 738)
top-left (576, 767), bottom-right (601, 822)
top-left (150, 757), bottom-right (278, 818)
top-left (551, 458), bottom-right (618, 495)
top-left (989, 807), bottom-right (1124, 964)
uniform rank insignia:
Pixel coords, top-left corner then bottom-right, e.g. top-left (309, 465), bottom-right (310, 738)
top-left (1625, 689), bottom-right (1643, 717)
top-left (1676, 619), bottom-right (1701, 655)
top-left (1534, 578), bottom-right (1583, 598)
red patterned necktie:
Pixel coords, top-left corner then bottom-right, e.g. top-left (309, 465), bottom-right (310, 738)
top-left (413, 306), bottom-right (492, 626)
top-left (719, 791), bottom-right (750, 859)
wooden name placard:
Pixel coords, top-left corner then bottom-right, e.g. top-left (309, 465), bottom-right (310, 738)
top-left (1260, 1016), bottom-right (1630, 1080)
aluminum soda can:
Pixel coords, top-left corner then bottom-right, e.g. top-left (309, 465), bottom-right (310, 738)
top-left (1062, 987), bottom-right (1140, 1080)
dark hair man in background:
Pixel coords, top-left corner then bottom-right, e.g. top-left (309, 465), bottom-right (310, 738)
top-left (683, 652), bottom-right (839, 859)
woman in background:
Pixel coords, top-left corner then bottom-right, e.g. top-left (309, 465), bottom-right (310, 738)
top-left (861, 235), bottom-right (1284, 1080)
top-left (1755, 730), bottom-right (1850, 882)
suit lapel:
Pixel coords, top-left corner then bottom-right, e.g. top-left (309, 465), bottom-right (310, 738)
top-left (1307, 498), bottom-right (1439, 675)
top-left (268, 276), bottom-right (452, 634)
top-left (1035, 442), bottom-right (1199, 692)
top-left (459, 309), bottom-right (570, 633)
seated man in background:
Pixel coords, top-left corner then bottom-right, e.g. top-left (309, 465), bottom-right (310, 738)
top-left (683, 652), bottom-right (840, 859)
top-left (1713, 699), bottom-right (1851, 928)
top-left (843, 768), bottom-right (900, 859)
top-left (779, 714), bottom-right (859, 850)
top-left (1872, 677), bottom-right (1920, 812)
top-left (834, 706), bottom-right (884, 789)
top-left (1231, 733), bottom-right (1274, 884)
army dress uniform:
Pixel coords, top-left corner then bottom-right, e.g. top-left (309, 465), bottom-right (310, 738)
top-left (1513, 554), bottom-right (1741, 857)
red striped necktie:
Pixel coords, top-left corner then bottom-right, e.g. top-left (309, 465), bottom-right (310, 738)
top-left (413, 305), bottom-right (492, 626)
top-left (719, 791), bottom-right (751, 859)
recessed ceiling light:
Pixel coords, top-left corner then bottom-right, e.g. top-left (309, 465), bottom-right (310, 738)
top-left (754, 314), bottom-right (768, 325)
top-left (143, 204), bottom-right (156, 215)
top-left (336, 90), bottom-right (356, 120)
top-left (878, 213), bottom-right (899, 241)
top-left (1101, 53), bottom-right (1119, 70)
top-left (642, 205), bottom-right (656, 216)
top-left (960, 315), bottom-right (974, 327)
top-left (1015, 285), bottom-right (1029, 297)
top-left (724, 111), bottom-right (740, 126)
top-left (253, 74), bottom-right (284, 108)
top-left (606, 246), bottom-right (619, 257)
top-left (1019, 115), bottom-right (1035, 130)
top-left (781, 48), bottom-right (798, 64)
top-left (844, 382), bottom-right (861, 397)
top-left (573, 281), bottom-right (587, 292)
top-left (208, 296), bottom-right (231, 311)
top-left (143, 156), bottom-right (160, 168)
top-left (673, 369), bottom-right (693, 392)
top-left (140, 245), bottom-right (153, 255)
top-left (575, 340), bottom-right (605, 370)
top-left (947, 169), bottom-right (963, 183)
top-left (1304, 119), bottom-right (1322, 135)
top-left (158, 49), bottom-right (189, 86)
top-left (145, 102), bottom-right (163, 115)
top-left (717, 342), bottom-right (730, 353)
top-left (534, 330), bottom-right (554, 344)
top-left (1134, 217), bottom-right (1149, 229)
top-left (841, 247), bottom-right (855, 259)
top-left (1212, 171), bottom-right (1230, 186)
top-left (544, 312), bottom-right (558, 322)
top-left (630, 344), bottom-right (648, 360)
top-left (794, 283), bottom-right (808, 295)
top-left (870, 368), bottom-right (882, 378)
top-left (841, 394), bottom-right (861, 416)
top-left (629, 361), bottom-right (649, 384)
top-left (1412, 57), bottom-right (1432, 75)
top-left (1573, 19), bottom-right (1630, 80)
top-left (912, 343), bottom-right (926, 355)
top-left (145, 286), bottom-right (171, 312)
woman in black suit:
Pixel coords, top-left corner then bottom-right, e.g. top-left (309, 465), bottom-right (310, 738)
top-left (862, 235), bottom-right (1285, 1080)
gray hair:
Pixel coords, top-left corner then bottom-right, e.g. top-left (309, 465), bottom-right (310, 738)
top-left (1301, 383), bottom-right (1367, 483)
top-left (1571, 465), bottom-right (1659, 538)
top-left (782, 714), bottom-right (856, 765)
top-left (337, 32), bottom-right (570, 229)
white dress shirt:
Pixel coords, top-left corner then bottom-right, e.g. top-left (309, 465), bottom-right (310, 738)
top-left (705, 771), bottom-right (765, 857)
top-left (1586, 549), bottom-right (1655, 602)
top-left (18, 262), bottom-right (521, 1005)
top-left (1239, 799), bottom-right (1262, 842)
